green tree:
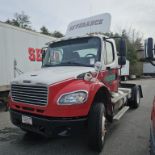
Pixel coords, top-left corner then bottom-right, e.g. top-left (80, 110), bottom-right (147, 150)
top-left (6, 11), bottom-right (31, 29)
top-left (105, 29), bottom-right (143, 75)
top-left (40, 26), bottom-right (51, 35)
top-left (52, 31), bottom-right (64, 38)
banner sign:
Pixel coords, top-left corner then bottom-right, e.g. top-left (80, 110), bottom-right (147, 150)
top-left (66, 13), bottom-right (111, 37)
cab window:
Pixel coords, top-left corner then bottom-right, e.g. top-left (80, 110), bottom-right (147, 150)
top-left (104, 41), bottom-right (114, 64)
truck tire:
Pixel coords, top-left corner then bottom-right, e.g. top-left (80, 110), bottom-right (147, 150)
top-left (88, 103), bottom-right (106, 152)
top-left (129, 86), bottom-right (140, 109)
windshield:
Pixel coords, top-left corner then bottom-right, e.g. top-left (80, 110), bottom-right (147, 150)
top-left (42, 37), bottom-right (101, 67)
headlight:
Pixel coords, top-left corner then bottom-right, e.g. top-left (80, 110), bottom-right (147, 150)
top-left (58, 91), bottom-right (88, 105)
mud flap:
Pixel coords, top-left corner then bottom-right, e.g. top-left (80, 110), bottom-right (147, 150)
top-left (138, 85), bottom-right (143, 98)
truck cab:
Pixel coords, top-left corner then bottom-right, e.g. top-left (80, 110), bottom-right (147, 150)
top-left (9, 13), bottom-right (143, 152)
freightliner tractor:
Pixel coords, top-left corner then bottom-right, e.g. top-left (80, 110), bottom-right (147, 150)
top-left (9, 13), bottom-right (143, 152)
top-left (143, 38), bottom-right (155, 155)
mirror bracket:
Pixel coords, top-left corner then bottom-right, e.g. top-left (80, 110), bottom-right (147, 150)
top-left (94, 61), bottom-right (102, 72)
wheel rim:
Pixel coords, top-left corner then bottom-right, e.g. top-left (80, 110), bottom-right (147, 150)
top-left (101, 115), bottom-right (106, 142)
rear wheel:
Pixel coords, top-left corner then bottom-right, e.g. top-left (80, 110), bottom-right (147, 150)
top-left (129, 86), bottom-right (140, 109)
top-left (88, 103), bottom-right (106, 152)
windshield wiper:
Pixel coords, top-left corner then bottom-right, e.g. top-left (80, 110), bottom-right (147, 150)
top-left (43, 61), bottom-right (91, 67)
top-left (61, 61), bottom-right (84, 66)
top-left (42, 64), bottom-right (53, 67)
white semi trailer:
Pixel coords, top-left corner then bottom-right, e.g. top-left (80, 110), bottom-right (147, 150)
top-left (143, 62), bottom-right (155, 76)
top-left (0, 22), bottom-right (55, 92)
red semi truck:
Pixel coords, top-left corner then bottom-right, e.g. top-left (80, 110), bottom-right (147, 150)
top-left (144, 38), bottom-right (155, 155)
top-left (9, 13), bottom-right (143, 152)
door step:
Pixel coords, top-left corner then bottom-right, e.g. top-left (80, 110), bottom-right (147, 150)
top-left (113, 106), bottom-right (129, 120)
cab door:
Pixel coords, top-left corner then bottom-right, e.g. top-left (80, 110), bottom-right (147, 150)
top-left (100, 39), bottom-right (119, 92)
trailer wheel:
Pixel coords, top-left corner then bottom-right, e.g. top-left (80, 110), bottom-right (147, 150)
top-left (88, 103), bottom-right (106, 152)
top-left (129, 86), bottom-right (140, 109)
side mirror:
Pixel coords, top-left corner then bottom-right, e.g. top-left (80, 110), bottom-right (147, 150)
top-left (42, 50), bottom-right (46, 59)
top-left (118, 56), bottom-right (126, 65)
top-left (119, 39), bottom-right (126, 57)
top-left (94, 61), bottom-right (102, 72)
top-left (145, 38), bottom-right (155, 59)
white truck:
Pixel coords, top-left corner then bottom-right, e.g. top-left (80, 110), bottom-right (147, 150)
top-left (0, 21), bottom-right (55, 93)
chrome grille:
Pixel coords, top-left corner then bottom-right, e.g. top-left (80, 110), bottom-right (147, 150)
top-left (11, 84), bottom-right (48, 106)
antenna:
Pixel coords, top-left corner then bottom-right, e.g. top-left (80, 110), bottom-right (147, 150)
top-left (89, 0), bottom-right (92, 33)
top-left (89, 0), bottom-right (93, 16)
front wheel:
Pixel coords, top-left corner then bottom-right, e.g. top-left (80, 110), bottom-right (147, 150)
top-left (88, 103), bottom-right (106, 152)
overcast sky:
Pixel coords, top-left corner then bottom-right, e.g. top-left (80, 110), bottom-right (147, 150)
top-left (0, 0), bottom-right (155, 39)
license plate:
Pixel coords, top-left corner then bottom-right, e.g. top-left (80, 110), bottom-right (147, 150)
top-left (22, 115), bottom-right (32, 125)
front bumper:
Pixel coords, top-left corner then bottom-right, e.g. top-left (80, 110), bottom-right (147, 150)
top-left (10, 109), bottom-right (87, 137)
